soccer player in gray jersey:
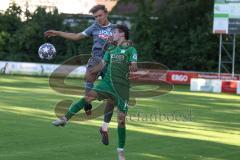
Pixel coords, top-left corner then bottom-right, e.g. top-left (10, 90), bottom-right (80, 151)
top-left (44, 4), bottom-right (115, 144)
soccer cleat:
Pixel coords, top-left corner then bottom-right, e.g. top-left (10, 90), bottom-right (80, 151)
top-left (99, 127), bottom-right (109, 145)
top-left (52, 116), bottom-right (67, 127)
top-left (117, 148), bottom-right (126, 160)
top-left (84, 103), bottom-right (92, 116)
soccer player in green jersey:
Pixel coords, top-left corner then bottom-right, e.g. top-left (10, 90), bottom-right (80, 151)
top-left (52, 24), bottom-right (137, 160)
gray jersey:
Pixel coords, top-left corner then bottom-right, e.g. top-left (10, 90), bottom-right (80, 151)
top-left (82, 22), bottom-right (115, 57)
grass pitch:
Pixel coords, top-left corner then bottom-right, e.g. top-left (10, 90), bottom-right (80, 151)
top-left (0, 75), bottom-right (239, 160)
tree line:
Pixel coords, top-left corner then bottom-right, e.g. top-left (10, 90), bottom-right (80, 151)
top-left (116, 0), bottom-right (240, 73)
top-left (0, 1), bottom-right (239, 73)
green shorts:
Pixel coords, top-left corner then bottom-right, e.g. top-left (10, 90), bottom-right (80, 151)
top-left (93, 79), bottom-right (129, 113)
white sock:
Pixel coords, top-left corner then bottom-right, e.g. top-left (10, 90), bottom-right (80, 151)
top-left (102, 122), bottom-right (109, 131)
top-left (117, 148), bottom-right (124, 152)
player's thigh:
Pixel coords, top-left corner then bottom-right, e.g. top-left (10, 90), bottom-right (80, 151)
top-left (85, 57), bottom-right (102, 82)
top-left (85, 90), bottom-right (98, 102)
top-left (86, 56), bottom-right (102, 70)
top-left (94, 80), bottom-right (114, 95)
top-left (84, 69), bottom-right (98, 83)
top-left (115, 97), bottom-right (128, 114)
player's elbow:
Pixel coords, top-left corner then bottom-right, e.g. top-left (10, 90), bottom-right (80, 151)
top-left (74, 33), bottom-right (85, 40)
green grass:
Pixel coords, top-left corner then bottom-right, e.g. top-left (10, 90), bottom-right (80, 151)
top-left (0, 75), bottom-right (240, 160)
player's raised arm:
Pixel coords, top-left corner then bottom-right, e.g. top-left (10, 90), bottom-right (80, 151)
top-left (44, 30), bottom-right (86, 41)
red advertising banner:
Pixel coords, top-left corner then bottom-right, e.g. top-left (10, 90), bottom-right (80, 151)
top-left (131, 70), bottom-right (240, 85)
top-left (166, 71), bottom-right (240, 85)
top-left (221, 81), bottom-right (238, 93)
top-left (166, 71), bottom-right (198, 84)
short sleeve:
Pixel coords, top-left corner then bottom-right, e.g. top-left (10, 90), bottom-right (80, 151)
top-left (129, 47), bottom-right (138, 62)
top-left (81, 23), bottom-right (95, 37)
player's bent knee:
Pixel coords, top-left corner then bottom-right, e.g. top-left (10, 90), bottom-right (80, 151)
top-left (118, 120), bottom-right (125, 127)
top-left (107, 98), bottom-right (115, 105)
top-left (85, 92), bottom-right (97, 102)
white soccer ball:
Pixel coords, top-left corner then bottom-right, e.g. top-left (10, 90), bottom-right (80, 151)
top-left (38, 43), bottom-right (56, 60)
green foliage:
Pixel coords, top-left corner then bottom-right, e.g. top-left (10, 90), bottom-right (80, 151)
top-left (0, 1), bottom-right (239, 72)
top-left (0, 3), bottom-right (92, 63)
top-left (115, 0), bottom-right (239, 72)
top-left (0, 3), bottom-right (22, 33)
top-left (153, 0), bottom-right (220, 71)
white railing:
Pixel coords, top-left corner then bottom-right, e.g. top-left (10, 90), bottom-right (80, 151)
top-left (0, 61), bottom-right (86, 77)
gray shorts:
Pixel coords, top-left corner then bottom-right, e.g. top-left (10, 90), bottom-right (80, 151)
top-left (86, 56), bottom-right (106, 78)
top-left (86, 56), bottom-right (102, 71)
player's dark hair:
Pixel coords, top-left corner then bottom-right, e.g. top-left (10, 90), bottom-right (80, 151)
top-left (115, 24), bottom-right (129, 40)
top-left (89, 4), bottom-right (108, 14)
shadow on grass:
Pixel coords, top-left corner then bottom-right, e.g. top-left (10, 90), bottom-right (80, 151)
top-left (1, 75), bottom-right (240, 160)
top-left (0, 111), bottom-right (239, 160)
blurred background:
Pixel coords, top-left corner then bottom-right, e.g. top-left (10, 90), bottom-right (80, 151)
top-left (1, 0), bottom-right (238, 73)
top-left (1, 2), bottom-right (240, 160)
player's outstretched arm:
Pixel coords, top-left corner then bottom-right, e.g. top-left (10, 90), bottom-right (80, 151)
top-left (44, 30), bottom-right (86, 41)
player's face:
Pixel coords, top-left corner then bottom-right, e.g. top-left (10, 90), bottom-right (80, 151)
top-left (113, 29), bottom-right (124, 42)
top-left (93, 10), bottom-right (108, 26)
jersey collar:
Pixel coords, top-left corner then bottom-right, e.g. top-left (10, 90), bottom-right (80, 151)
top-left (96, 22), bottom-right (112, 27)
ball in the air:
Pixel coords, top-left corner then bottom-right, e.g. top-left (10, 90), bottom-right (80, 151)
top-left (38, 43), bottom-right (56, 60)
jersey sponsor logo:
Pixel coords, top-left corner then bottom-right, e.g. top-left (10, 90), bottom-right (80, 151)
top-left (98, 29), bottom-right (112, 40)
top-left (111, 54), bottom-right (125, 61)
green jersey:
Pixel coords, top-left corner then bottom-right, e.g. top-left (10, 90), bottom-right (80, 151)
top-left (103, 45), bottom-right (137, 84)
top-left (93, 44), bottom-right (137, 112)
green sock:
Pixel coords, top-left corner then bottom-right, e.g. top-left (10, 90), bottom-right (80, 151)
top-left (118, 127), bottom-right (126, 149)
top-left (65, 98), bottom-right (87, 120)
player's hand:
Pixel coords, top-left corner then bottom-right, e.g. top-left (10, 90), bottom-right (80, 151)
top-left (44, 30), bottom-right (59, 38)
top-left (129, 62), bottom-right (137, 72)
